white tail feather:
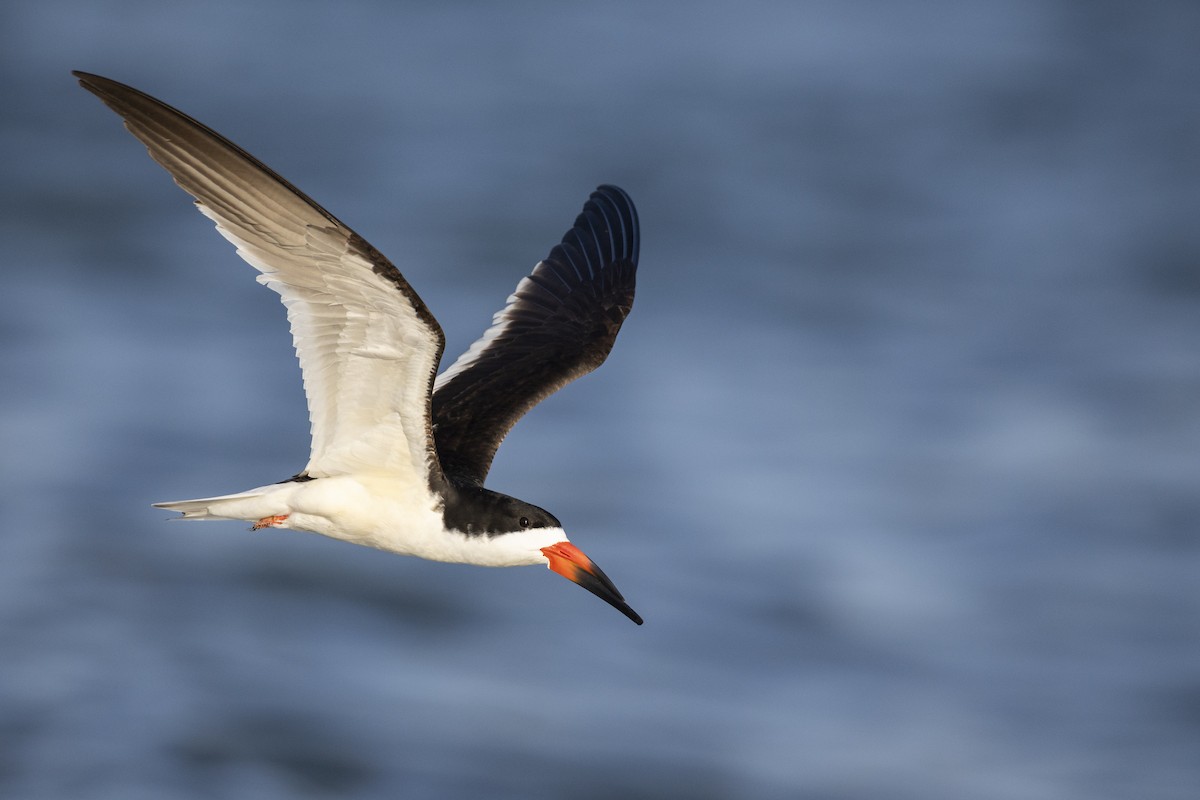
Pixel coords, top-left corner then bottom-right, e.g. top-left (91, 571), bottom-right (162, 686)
top-left (152, 487), bottom-right (275, 522)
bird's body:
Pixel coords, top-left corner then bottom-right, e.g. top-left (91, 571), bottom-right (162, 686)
top-left (159, 477), bottom-right (561, 567)
top-left (76, 71), bottom-right (642, 623)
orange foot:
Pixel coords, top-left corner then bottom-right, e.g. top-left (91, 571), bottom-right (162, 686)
top-left (251, 514), bottom-right (289, 531)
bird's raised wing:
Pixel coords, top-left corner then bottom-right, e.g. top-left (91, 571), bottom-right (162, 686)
top-left (432, 185), bottom-right (638, 486)
top-left (75, 72), bottom-right (445, 487)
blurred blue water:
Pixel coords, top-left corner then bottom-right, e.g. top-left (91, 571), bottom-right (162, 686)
top-left (2, 1), bottom-right (1199, 798)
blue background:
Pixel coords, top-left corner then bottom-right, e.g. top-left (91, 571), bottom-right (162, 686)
top-left (2, 2), bottom-right (1199, 798)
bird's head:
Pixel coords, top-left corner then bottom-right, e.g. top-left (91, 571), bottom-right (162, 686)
top-left (501, 498), bottom-right (643, 626)
top-left (442, 485), bottom-right (642, 624)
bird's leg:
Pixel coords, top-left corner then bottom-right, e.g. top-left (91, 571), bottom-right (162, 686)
top-left (251, 514), bottom-right (289, 531)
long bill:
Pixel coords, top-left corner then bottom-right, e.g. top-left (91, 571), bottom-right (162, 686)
top-left (541, 542), bottom-right (643, 625)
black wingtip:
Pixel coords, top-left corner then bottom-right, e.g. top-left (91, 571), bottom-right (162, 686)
top-left (73, 71), bottom-right (144, 113)
top-left (551, 185), bottom-right (639, 284)
top-left (587, 185), bottom-right (639, 267)
top-left (72, 70), bottom-right (110, 92)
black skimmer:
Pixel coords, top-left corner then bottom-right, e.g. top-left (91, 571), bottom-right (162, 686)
top-left (75, 72), bottom-right (643, 625)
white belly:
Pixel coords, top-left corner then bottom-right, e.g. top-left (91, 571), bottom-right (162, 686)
top-left (159, 474), bottom-right (441, 554)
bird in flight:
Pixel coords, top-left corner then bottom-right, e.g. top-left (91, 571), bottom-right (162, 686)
top-left (75, 71), bottom-right (642, 624)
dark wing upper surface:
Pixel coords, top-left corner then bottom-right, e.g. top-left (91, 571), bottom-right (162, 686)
top-left (74, 71), bottom-right (447, 487)
top-left (431, 185), bottom-right (639, 486)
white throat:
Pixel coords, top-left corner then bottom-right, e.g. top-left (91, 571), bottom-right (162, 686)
top-left (428, 526), bottom-right (568, 567)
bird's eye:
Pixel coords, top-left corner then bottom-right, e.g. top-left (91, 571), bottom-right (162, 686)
top-left (519, 516), bottom-right (531, 529)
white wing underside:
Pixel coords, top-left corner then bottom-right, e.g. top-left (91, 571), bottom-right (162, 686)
top-left (68, 71), bottom-right (448, 491)
top-left (199, 206), bottom-right (439, 482)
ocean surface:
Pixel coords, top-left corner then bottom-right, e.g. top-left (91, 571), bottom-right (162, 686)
top-left (2, 2), bottom-right (1199, 798)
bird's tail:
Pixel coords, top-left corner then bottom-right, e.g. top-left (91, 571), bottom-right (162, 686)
top-left (152, 487), bottom-right (275, 522)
